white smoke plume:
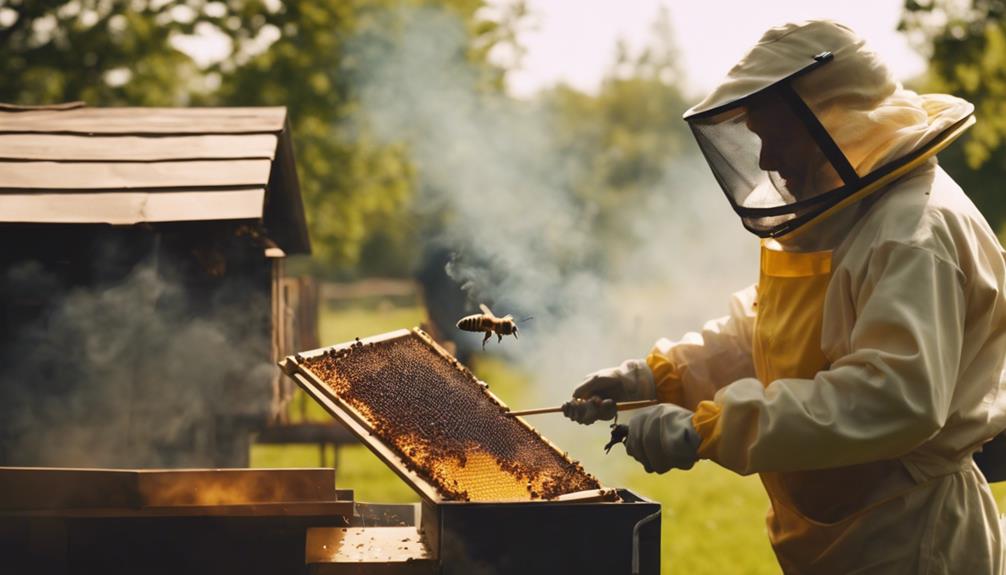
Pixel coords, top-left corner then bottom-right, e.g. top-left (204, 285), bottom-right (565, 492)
top-left (0, 255), bottom-right (275, 468)
top-left (350, 7), bottom-right (759, 477)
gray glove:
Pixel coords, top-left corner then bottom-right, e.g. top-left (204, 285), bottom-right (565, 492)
top-left (562, 359), bottom-right (656, 425)
top-left (625, 404), bottom-right (701, 473)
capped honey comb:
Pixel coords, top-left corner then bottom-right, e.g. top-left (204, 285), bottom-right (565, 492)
top-left (300, 330), bottom-right (601, 502)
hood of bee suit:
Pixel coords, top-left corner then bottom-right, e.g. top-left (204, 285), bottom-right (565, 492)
top-left (683, 20), bottom-right (975, 238)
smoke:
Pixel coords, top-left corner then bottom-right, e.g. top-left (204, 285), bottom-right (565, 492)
top-left (350, 7), bottom-right (758, 477)
top-left (0, 249), bottom-right (275, 468)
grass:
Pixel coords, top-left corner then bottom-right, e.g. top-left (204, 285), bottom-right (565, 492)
top-left (252, 442), bottom-right (419, 502)
top-left (318, 300), bottom-right (427, 346)
top-left (623, 463), bottom-right (777, 574)
top-left (253, 298), bottom-right (1006, 574)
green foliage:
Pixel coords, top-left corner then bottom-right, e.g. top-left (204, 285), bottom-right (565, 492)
top-left (902, 0), bottom-right (1006, 168)
top-left (901, 0), bottom-right (1006, 228)
top-left (538, 7), bottom-right (692, 263)
top-left (0, 0), bottom-right (210, 105)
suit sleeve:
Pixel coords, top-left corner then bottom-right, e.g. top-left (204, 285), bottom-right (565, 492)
top-left (647, 284), bottom-right (758, 411)
top-left (692, 242), bottom-right (963, 474)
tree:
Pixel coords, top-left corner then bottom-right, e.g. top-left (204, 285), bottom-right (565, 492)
top-left (538, 5), bottom-right (693, 264)
top-left (0, 0), bottom-right (211, 105)
top-left (901, 0), bottom-right (1006, 229)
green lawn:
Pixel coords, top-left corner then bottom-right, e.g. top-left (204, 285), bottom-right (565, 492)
top-left (623, 463), bottom-right (777, 574)
top-left (317, 302), bottom-right (427, 346)
top-left (253, 298), bottom-right (1006, 574)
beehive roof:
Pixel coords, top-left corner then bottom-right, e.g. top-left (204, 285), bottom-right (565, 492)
top-left (0, 102), bottom-right (310, 254)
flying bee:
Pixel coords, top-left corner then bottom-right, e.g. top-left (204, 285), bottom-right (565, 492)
top-left (456, 304), bottom-right (528, 349)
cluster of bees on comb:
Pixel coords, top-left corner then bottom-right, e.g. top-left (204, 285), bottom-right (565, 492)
top-left (302, 332), bottom-right (600, 501)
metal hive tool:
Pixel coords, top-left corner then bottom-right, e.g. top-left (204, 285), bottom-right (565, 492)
top-left (280, 328), bottom-right (614, 503)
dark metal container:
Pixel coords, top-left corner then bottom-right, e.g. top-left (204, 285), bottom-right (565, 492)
top-left (308, 489), bottom-right (660, 575)
top-left (428, 489), bottom-right (660, 575)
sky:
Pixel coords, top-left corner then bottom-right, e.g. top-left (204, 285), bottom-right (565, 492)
top-left (502, 0), bottom-right (927, 99)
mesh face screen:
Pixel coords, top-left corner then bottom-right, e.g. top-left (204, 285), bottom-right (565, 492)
top-left (301, 331), bottom-right (601, 502)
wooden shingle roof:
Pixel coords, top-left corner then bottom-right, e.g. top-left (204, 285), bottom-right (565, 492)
top-left (0, 103), bottom-right (310, 254)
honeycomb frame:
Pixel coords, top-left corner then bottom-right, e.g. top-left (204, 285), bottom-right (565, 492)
top-left (279, 328), bottom-right (614, 504)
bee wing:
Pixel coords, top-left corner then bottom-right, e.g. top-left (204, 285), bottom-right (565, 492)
top-left (479, 303), bottom-right (496, 319)
top-left (501, 315), bottom-right (513, 321)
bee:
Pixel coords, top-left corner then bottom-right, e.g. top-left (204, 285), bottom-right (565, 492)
top-left (456, 304), bottom-right (521, 349)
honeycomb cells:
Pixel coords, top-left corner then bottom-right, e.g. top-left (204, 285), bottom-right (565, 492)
top-left (302, 332), bottom-right (601, 502)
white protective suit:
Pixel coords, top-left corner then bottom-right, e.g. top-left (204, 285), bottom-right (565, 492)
top-left (647, 20), bottom-right (1006, 574)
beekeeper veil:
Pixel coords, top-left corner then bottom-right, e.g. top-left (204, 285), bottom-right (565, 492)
top-left (684, 20), bottom-right (975, 238)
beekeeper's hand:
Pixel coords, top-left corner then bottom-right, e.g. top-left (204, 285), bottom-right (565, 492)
top-left (562, 359), bottom-right (655, 424)
top-left (625, 404), bottom-right (701, 473)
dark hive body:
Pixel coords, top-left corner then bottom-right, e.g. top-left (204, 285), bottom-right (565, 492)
top-left (302, 333), bottom-right (600, 501)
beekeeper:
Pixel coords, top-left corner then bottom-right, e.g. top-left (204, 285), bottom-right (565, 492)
top-left (563, 20), bottom-right (1006, 574)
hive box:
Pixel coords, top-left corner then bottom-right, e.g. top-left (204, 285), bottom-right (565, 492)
top-left (283, 328), bottom-right (661, 574)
